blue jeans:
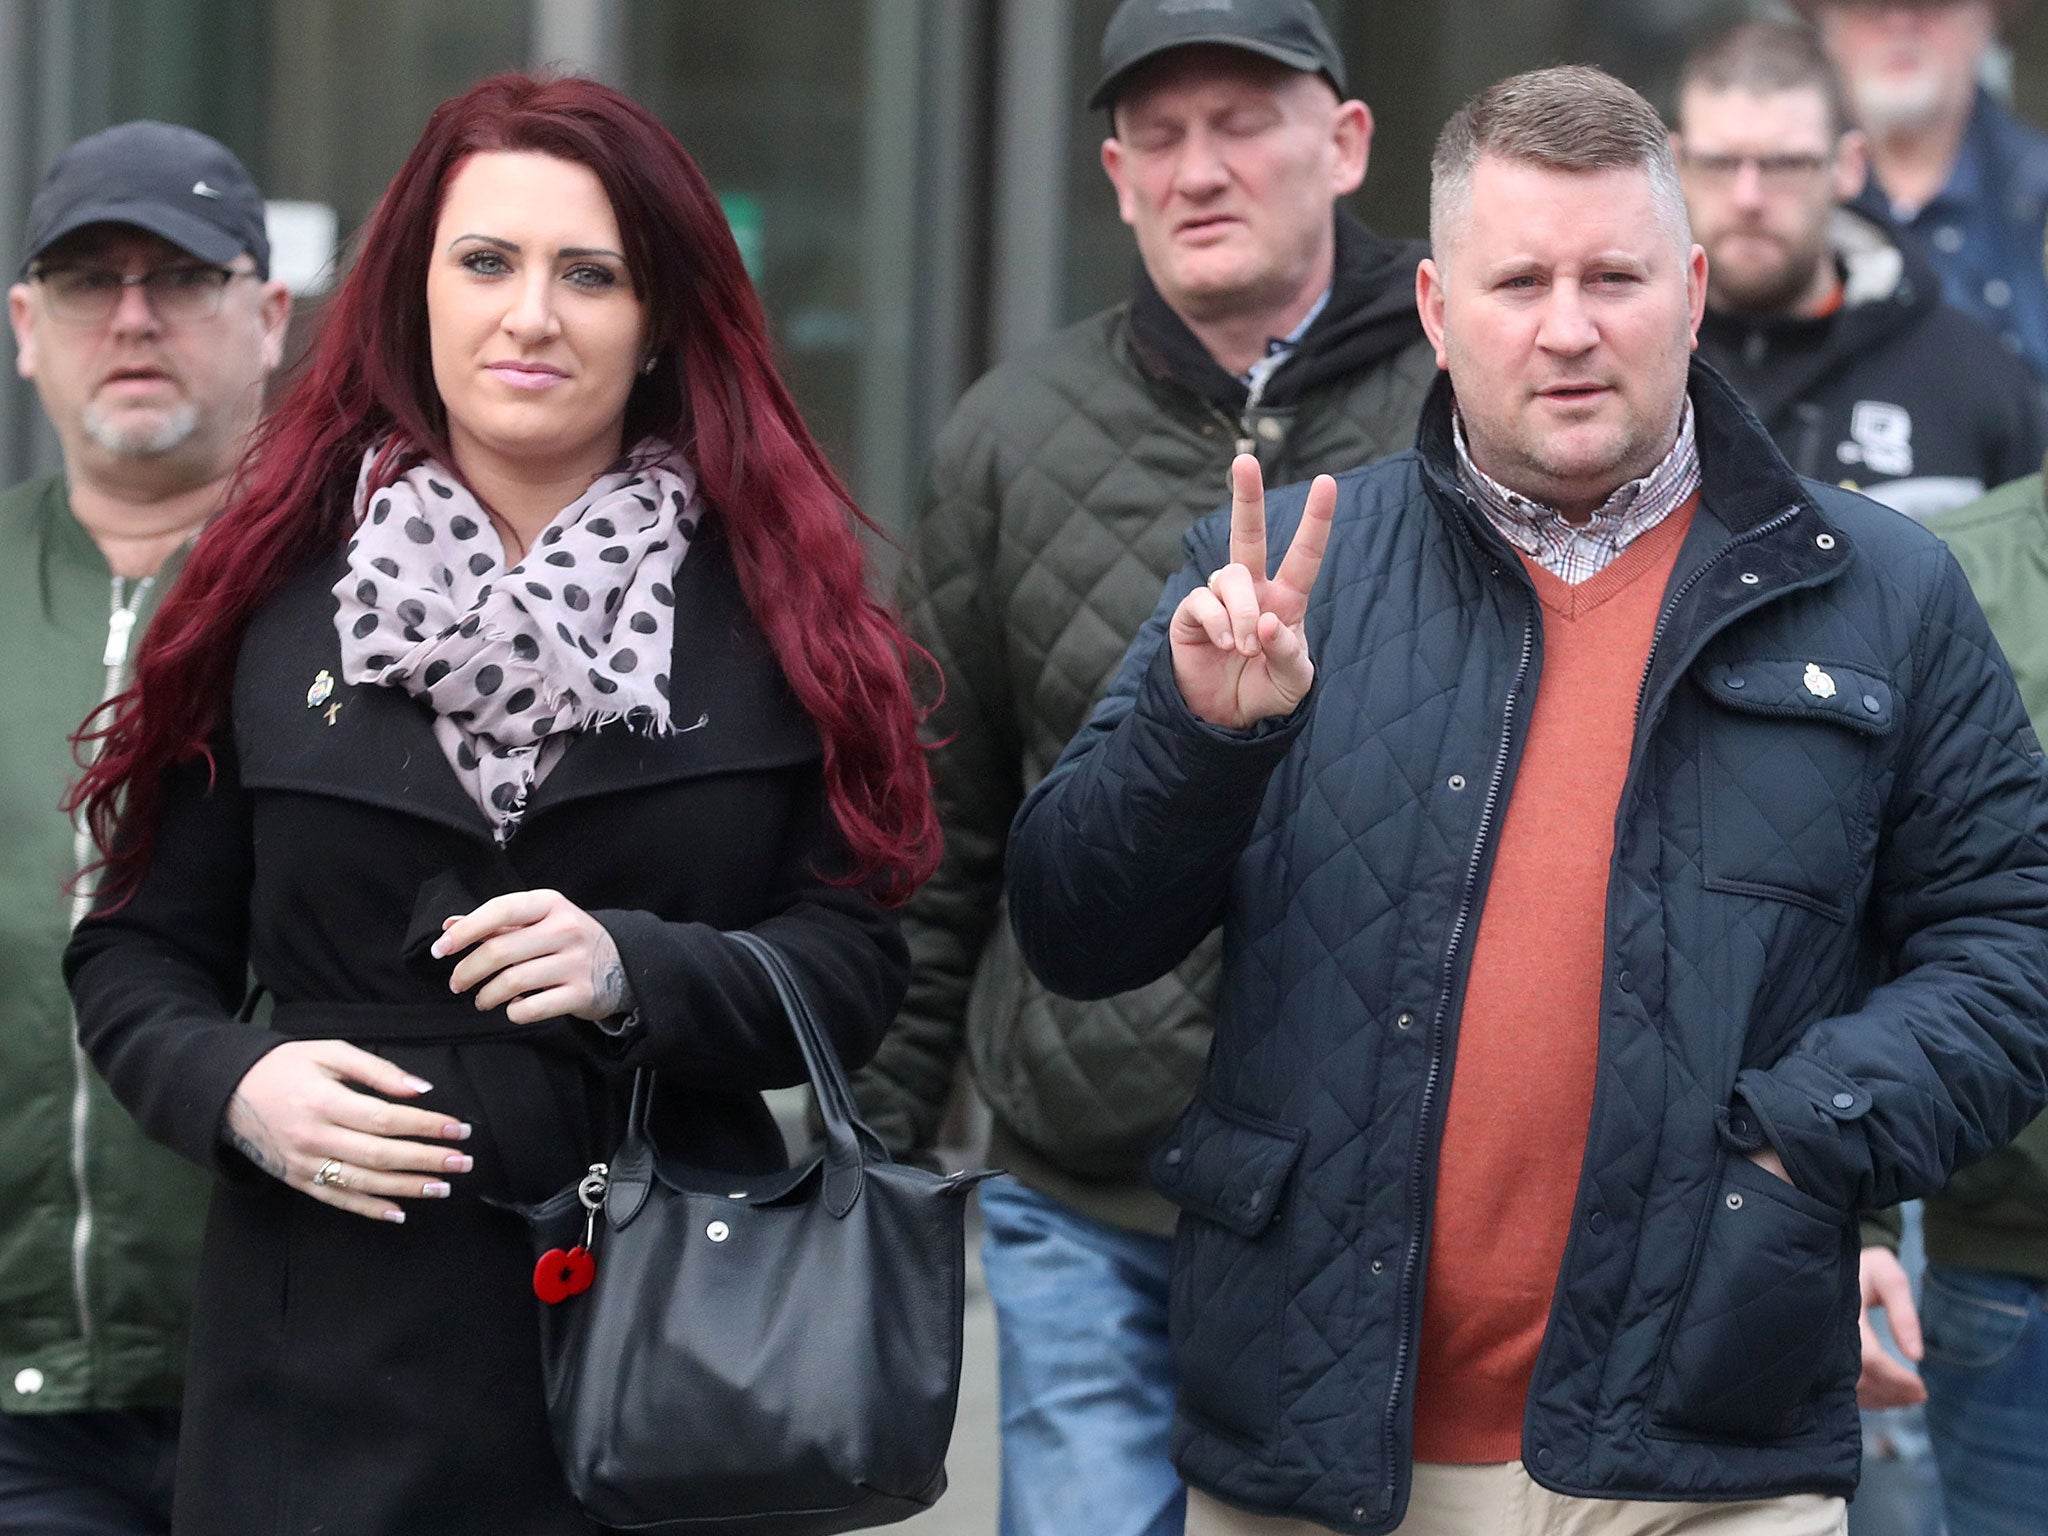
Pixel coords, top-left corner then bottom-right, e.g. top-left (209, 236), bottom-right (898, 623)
top-left (1920, 1265), bottom-right (2048, 1536)
top-left (980, 1176), bottom-right (1185, 1536)
top-left (0, 1409), bottom-right (177, 1535)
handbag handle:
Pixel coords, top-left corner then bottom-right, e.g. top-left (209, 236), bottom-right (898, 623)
top-left (609, 929), bottom-right (888, 1225)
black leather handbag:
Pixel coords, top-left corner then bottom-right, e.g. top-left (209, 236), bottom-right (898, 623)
top-left (519, 929), bottom-right (991, 1533)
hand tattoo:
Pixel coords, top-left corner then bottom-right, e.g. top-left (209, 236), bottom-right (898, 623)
top-left (222, 1099), bottom-right (287, 1180)
top-left (591, 955), bottom-right (634, 1018)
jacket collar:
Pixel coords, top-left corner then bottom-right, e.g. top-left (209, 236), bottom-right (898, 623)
top-left (1852, 90), bottom-right (2048, 228)
top-left (1416, 355), bottom-right (1838, 540)
top-left (3, 474), bottom-right (195, 623)
top-left (1415, 357), bottom-right (1856, 760)
top-left (232, 511), bottom-right (819, 846)
top-left (1962, 87), bottom-right (2048, 211)
top-left (1126, 209), bottom-right (1428, 414)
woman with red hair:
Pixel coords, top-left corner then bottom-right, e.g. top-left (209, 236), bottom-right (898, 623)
top-left (64, 73), bottom-right (937, 1534)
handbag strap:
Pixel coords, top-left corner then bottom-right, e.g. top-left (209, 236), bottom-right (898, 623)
top-left (724, 928), bottom-right (883, 1217)
top-left (610, 930), bottom-right (885, 1224)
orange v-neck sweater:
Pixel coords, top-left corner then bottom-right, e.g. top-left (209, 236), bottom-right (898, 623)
top-left (1410, 495), bottom-right (1698, 1464)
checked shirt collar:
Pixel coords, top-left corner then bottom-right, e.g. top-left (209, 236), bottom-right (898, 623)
top-left (1453, 399), bottom-right (1700, 586)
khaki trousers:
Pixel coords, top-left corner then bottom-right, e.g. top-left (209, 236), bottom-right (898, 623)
top-left (1185, 1463), bottom-right (1847, 1536)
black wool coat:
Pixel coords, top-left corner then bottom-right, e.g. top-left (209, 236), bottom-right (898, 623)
top-left (66, 513), bottom-right (909, 1536)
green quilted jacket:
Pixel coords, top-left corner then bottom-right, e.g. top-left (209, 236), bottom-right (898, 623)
top-left (1899, 460), bottom-right (2048, 1280)
top-left (853, 214), bottom-right (1439, 1233)
top-left (0, 473), bottom-right (211, 1412)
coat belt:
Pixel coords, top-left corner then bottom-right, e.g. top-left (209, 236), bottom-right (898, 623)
top-left (270, 1001), bottom-right (536, 1045)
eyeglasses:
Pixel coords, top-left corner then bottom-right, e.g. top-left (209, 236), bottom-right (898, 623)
top-left (1680, 152), bottom-right (1834, 190)
top-left (28, 263), bottom-right (253, 325)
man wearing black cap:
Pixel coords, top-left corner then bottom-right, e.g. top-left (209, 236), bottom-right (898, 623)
top-left (0, 121), bottom-right (288, 1532)
top-left (848, 3), bottom-right (1434, 1532)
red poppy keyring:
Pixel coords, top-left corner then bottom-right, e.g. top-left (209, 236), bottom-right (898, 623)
top-left (534, 1162), bottom-right (608, 1304)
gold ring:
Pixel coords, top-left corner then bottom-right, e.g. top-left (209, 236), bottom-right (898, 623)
top-left (313, 1158), bottom-right (347, 1189)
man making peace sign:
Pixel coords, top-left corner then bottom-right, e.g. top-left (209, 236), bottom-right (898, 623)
top-left (1007, 65), bottom-right (2048, 1536)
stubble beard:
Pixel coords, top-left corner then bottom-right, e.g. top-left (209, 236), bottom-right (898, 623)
top-left (1705, 230), bottom-right (1825, 317)
top-left (81, 399), bottom-right (201, 458)
top-left (1472, 403), bottom-right (1666, 515)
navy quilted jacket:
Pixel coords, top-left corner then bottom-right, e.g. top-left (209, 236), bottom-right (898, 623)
top-left (1007, 363), bottom-right (2048, 1532)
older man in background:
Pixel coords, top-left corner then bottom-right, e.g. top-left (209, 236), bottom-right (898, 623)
top-left (1803, 0), bottom-right (2048, 390)
top-left (0, 122), bottom-right (289, 1533)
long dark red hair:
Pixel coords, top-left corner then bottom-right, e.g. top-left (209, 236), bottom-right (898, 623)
top-left (71, 72), bottom-right (938, 904)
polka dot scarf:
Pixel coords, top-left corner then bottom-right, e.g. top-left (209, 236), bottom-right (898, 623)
top-left (334, 439), bottom-right (699, 841)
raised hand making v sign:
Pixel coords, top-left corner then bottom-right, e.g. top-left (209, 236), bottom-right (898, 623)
top-left (1169, 454), bottom-right (1338, 727)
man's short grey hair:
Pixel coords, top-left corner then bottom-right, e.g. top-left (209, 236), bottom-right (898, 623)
top-left (1429, 65), bottom-right (1692, 261)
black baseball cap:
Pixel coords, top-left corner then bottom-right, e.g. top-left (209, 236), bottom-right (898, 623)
top-left (1090, 0), bottom-right (1348, 112)
top-left (21, 120), bottom-right (269, 278)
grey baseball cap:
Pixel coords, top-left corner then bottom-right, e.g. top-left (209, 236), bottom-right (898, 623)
top-left (21, 120), bottom-right (269, 277)
top-left (1090, 0), bottom-right (1348, 112)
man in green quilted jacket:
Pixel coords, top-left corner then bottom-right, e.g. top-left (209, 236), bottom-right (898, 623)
top-left (1858, 226), bottom-right (2048, 1536)
top-left (0, 122), bottom-right (288, 1530)
top-left (848, 3), bottom-right (1436, 1531)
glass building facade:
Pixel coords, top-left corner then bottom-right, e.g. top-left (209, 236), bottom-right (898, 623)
top-left (4, 0), bottom-right (2044, 530)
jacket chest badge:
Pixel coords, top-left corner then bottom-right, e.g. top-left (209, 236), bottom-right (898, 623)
top-left (306, 669), bottom-right (343, 725)
top-left (1804, 663), bottom-right (1838, 700)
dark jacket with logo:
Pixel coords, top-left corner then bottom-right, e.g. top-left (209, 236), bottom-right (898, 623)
top-left (65, 514), bottom-right (907, 1535)
top-left (849, 211), bottom-right (1436, 1232)
top-left (1005, 364), bottom-right (2048, 1531)
top-left (1698, 209), bottom-right (2046, 522)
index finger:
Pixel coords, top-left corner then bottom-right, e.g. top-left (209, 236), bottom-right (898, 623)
top-left (433, 890), bottom-right (554, 957)
top-left (1272, 474), bottom-right (1338, 601)
top-left (313, 1040), bottom-right (435, 1098)
top-left (1228, 454), bottom-right (1268, 581)
top-left (1874, 1267), bottom-right (1924, 1361)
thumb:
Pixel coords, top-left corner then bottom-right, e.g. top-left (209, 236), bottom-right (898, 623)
top-left (1258, 611), bottom-right (1312, 701)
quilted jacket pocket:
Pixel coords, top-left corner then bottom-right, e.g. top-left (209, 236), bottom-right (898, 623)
top-left (1152, 1096), bottom-right (1306, 1444)
top-left (1694, 659), bottom-right (1893, 921)
top-left (1653, 1155), bottom-right (1852, 1441)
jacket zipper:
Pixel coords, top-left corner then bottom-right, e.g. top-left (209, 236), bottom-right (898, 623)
top-left (1378, 580), bottom-right (1537, 1518)
top-left (1207, 402), bottom-right (1258, 459)
top-left (63, 574), bottom-right (154, 1355)
top-left (1632, 505), bottom-right (1801, 726)
top-left (1518, 500), bottom-right (1816, 1480)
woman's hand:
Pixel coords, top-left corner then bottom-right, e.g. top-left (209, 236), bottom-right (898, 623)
top-left (223, 1041), bottom-right (475, 1223)
top-left (433, 888), bottom-right (634, 1024)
